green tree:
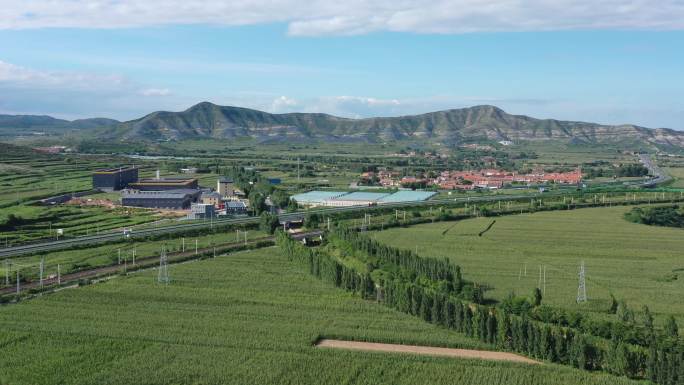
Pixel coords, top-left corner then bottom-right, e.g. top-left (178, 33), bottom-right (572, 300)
top-left (249, 192), bottom-right (267, 215)
top-left (609, 293), bottom-right (618, 314)
top-left (270, 190), bottom-right (291, 209)
top-left (304, 213), bottom-right (321, 229)
top-left (664, 315), bottom-right (679, 338)
top-left (616, 300), bottom-right (634, 323)
top-left (259, 212), bottom-right (280, 234)
top-left (533, 287), bottom-right (542, 307)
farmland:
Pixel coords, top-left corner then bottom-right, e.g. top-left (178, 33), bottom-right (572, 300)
top-left (372, 205), bottom-right (684, 330)
top-left (0, 248), bottom-right (642, 385)
top-left (0, 226), bottom-right (268, 284)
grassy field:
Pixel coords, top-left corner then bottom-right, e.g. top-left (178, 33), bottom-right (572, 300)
top-left (372, 205), bottom-right (684, 330)
top-left (0, 248), bottom-right (641, 385)
top-left (0, 228), bottom-right (269, 283)
top-left (0, 154), bottom-right (166, 244)
top-left (665, 167), bottom-right (684, 188)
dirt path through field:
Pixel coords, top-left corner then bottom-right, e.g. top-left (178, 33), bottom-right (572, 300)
top-left (316, 339), bottom-right (539, 365)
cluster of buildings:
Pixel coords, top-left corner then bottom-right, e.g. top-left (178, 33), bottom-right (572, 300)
top-left (433, 168), bottom-right (583, 190)
top-left (92, 167), bottom-right (248, 217)
top-left (292, 190), bottom-right (436, 207)
top-left (360, 168), bottom-right (583, 190)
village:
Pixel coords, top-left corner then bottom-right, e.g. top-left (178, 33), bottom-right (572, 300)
top-left (360, 167), bottom-right (583, 190)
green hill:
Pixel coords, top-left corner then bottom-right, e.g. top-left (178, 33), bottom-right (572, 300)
top-left (111, 102), bottom-right (684, 149)
top-left (3, 103), bottom-right (684, 149)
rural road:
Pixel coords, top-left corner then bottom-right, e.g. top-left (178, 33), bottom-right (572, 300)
top-left (316, 339), bottom-right (539, 365)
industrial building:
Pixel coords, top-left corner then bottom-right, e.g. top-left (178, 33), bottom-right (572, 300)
top-left (200, 191), bottom-right (222, 207)
top-left (187, 203), bottom-right (216, 219)
top-left (217, 177), bottom-right (237, 198)
top-left (128, 177), bottom-right (198, 191)
top-left (225, 201), bottom-right (248, 215)
top-left (291, 190), bottom-right (437, 207)
top-left (92, 167), bottom-right (139, 191)
top-left (121, 189), bottom-right (200, 209)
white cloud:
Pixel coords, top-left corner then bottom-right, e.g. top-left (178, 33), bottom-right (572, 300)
top-left (0, 60), bottom-right (186, 119)
top-left (0, 60), bottom-right (127, 91)
top-left (270, 95), bottom-right (301, 113)
top-left (0, 1), bottom-right (683, 35)
top-left (140, 88), bottom-right (171, 96)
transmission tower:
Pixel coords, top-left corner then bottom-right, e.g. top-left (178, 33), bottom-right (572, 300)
top-left (157, 246), bottom-right (170, 284)
top-left (577, 261), bottom-right (587, 303)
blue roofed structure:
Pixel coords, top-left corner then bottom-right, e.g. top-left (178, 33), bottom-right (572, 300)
top-left (378, 190), bottom-right (437, 203)
top-left (291, 191), bottom-right (348, 206)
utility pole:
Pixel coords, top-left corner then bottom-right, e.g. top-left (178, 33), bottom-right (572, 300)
top-left (39, 257), bottom-right (44, 288)
top-left (57, 264), bottom-right (61, 285)
top-left (118, 249), bottom-right (121, 264)
top-left (132, 248), bottom-right (136, 265)
top-left (577, 261), bottom-right (587, 303)
top-left (182, 238), bottom-right (185, 252)
top-left (195, 239), bottom-right (198, 255)
top-left (16, 270), bottom-right (20, 295)
top-left (538, 265), bottom-right (542, 289)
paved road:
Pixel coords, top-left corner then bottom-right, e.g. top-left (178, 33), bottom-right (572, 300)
top-left (638, 153), bottom-right (671, 187)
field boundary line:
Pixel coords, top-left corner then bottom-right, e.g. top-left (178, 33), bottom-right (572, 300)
top-left (315, 339), bottom-right (540, 365)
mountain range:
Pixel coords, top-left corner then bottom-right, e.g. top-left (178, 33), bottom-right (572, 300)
top-left (1, 102), bottom-right (683, 149)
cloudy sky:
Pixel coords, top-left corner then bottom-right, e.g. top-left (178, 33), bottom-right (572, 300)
top-left (0, 0), bottom-right (683, 129)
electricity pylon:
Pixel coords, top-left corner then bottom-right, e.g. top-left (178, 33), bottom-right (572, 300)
top-left (157, 246), bottom-right (170, 285)
top-left (577, 261), bottom-right (587, 303)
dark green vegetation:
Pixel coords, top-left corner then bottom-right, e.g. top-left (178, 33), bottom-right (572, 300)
top-left (4, 103), bottom-right (684, 150)
top-left (625, 205), bottom-right (684, 228)
top-left (0, 248), bottom-right (648, 385)
top-left (279, 227), bottom-right (684, 383)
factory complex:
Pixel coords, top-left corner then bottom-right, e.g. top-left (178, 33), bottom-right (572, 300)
top-left (92, 167), bottom-right (248, 217)
top-left (292, 190), bottom-right (436, 207)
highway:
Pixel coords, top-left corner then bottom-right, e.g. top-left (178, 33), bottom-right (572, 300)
top-left (638, 153), bottom-right (671, 186)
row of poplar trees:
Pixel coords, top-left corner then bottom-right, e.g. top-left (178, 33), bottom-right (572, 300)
top-left (276, 229), bottom-right (683, 384)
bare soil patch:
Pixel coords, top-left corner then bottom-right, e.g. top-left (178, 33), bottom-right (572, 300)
top-left (316, 339), bottom-right (539, 365)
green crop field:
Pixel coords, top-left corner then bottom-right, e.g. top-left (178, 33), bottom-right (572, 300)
top-left (0, 248), bottom-right (641, 385)
top-left (0, 228), bottom-right (269, 282)
top-left (665, 167), bottom-right (684, 188)
top-left (372, 205), bottom-right (684, 330)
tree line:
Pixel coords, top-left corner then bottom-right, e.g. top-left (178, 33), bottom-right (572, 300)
top-left (276, 229), bottom-right (683, 384)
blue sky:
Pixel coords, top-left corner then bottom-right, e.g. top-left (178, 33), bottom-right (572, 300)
top-left (0, 1), bottom-right (683, 130)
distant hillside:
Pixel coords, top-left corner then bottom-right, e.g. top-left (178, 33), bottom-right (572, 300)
top-left (3, 103), bottom-right (684, 149)
top-left (0, 142), bottom-right (42, 159)
top-left (0, 114), bottom-right (119, 136)
top-left (108, 102), bottom-right (684, 149)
